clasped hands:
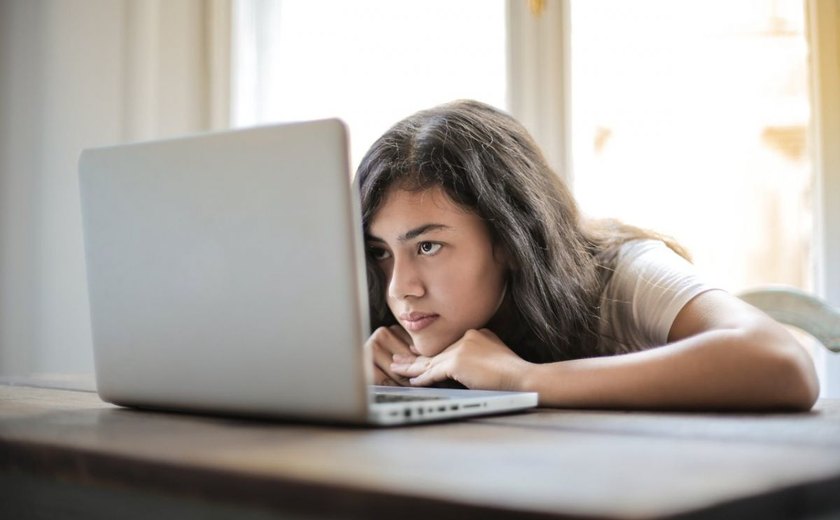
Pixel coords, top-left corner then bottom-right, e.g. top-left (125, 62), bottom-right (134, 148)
top-left (367, 325), bottom-right (531, 392)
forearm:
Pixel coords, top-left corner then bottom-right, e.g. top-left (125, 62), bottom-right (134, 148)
top-left (519, 328), bottom-right (819, 411)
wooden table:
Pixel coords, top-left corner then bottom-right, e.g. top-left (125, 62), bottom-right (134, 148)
top-left (2, 381), bottom-right (840, 519)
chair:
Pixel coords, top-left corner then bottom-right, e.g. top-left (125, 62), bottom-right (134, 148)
top-left (738, 287), bottom-right (840, 352)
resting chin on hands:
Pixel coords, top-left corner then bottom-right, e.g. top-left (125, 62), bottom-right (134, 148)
top-left (390, 329), bottom-right (532, 391)
top-left (367, 325), bottom-right (417, 386)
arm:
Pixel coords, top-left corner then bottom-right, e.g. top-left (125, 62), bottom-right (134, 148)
top-left (522, 290), bottom-right (819, 411)
top-left (392, 290), bottom-right (820, 411)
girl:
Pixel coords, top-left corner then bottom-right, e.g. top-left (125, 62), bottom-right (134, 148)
top-left (359, 100), bottom-right (818, 411)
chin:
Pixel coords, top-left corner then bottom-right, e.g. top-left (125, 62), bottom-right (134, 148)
top-left (411, 332), bottom-right (460, 357)
top-left (411, 339), bottom-right (444, 357)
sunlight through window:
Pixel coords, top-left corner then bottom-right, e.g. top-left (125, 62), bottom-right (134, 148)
top-left (233, 0), bottom-right (507, 170)
top-left (570, 0), bottom-right (812, 294)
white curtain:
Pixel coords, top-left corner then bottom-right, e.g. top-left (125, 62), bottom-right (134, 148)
top-left (0, 0), bottom-right (231, 377)
top-left (506, 0), bottom-right (572, 184)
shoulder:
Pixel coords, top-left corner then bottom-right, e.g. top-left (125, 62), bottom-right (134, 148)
top-left (610, 239), bottom-right (703, 292)
top-left (599, 239), bottom-right (719, 352)
top-left (614, 238), bottom-right (688, 270)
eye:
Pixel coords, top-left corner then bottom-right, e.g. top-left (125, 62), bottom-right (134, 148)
top-left (417, 242), bottom-right (442, 256)
top-left (368, 247), bottom-right (392, 261)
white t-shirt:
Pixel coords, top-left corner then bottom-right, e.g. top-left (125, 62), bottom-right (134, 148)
top-left (597, 239), bottom-right (718, 355)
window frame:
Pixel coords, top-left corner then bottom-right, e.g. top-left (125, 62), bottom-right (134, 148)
top-left (508, 0), bottom-right (838, 304)
top-left (807, 0), bottom-right (840, 306)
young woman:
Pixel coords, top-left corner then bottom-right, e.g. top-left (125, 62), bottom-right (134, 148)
top-left (358, 99), bottom-right (818, 411)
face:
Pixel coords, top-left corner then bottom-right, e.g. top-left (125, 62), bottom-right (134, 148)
top-left (366, 186), bottom-right (508, 357)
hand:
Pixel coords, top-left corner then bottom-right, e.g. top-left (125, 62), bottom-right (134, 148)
top-left (365, 325), bottom-right (415, 386)
top-left (390, 329), bottom-right (532, 391)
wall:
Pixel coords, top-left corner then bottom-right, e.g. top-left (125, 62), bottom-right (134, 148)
top-left (0, 0), bottom-right (119, 374)
top-left (0, 0), bottom-right (228, 377)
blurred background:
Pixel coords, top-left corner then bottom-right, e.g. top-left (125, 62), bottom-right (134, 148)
top-left (1, 0), bottom-right (838, 392)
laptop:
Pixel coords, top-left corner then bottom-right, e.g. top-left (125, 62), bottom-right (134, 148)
top-left (78, 119), bottom-right (538, 426)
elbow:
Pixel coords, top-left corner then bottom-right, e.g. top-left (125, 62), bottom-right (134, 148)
top-left (777, 346), bottom-right (820, 411)
top-left (762, 335), bottom-right (820, 412)
top-left (735, 320), bottom-right (820, 411)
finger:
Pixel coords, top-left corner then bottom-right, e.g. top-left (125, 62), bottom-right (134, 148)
top-left (408, 362), bottom-right (450, 387)
top-left (390, 355), bottom-right (432, 378)
top-left (372, 342), bottom-right (410, 385)
top-left (372, 366), bottom-right (398, 386)
top-left (391, 353), bottom-right (417, 364)
top-left (392, 353), bottom-right (452, 387)
top-left (367, 326), bottom-right (417, 385)
top-left (374, 326), bottom-right (413, 356)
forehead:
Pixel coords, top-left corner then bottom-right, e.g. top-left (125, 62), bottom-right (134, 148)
top-left (368, 186), bottom-right (481, 237)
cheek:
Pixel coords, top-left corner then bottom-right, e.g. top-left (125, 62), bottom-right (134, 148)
top-left (438, 260), bottom-right (505, 315)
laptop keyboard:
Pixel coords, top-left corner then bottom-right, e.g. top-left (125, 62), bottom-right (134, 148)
top-left (374, 393), bottom-right (446, 403)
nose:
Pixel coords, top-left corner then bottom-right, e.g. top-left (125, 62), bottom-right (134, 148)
top-left (388, 253), bottom-right (425, 301)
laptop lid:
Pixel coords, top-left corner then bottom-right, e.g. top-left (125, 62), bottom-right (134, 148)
top-left (79, 120), bottom-right (372, 422)
top-left (80, 120), bottom-right (539, 425)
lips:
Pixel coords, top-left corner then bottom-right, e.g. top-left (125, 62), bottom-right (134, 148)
top-left (399, 312), bottom-right (440, 332)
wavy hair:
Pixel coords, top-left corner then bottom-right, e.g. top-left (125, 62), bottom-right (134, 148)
top-left (356, 100), bottom-right (687, 362)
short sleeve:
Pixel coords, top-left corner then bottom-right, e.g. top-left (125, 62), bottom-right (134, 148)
top-left (597, 240), bottom-right (719, 354)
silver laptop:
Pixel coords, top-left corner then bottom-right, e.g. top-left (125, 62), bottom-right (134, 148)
top-left (78, 119), bottom-right (538, 426)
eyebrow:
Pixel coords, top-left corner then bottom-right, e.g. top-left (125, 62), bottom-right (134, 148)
top-left (366, 224), bottom-right (451, 244)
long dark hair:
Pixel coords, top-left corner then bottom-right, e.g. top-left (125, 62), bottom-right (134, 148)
top-left (356, 100), bottom-right (687, 362)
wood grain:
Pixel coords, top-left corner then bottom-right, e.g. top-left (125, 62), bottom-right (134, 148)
top-left (2, 384), bottom-right (840, 519)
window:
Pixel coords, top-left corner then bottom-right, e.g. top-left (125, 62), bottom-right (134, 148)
top-left (232, 0), bottom-right (507, 170)
top-left (569, 0), bottom-right (813, 295)
top-left (233, 0), bottom-right (818, 295)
